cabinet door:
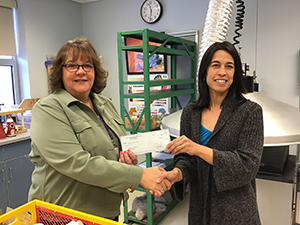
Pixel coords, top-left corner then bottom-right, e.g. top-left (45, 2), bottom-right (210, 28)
top-left (0, 161), bottom-right (8, 213)
top-left (0, 140), bottom-right (31, 160)
top-left (5, 155), bottom-right (34, 209)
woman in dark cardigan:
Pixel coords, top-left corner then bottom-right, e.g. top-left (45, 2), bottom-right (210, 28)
top-left (158, 41), bottom-right (264, 224)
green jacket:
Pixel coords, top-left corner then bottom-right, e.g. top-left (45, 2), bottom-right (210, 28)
top-left (28, 89), bottom-right (143, 218)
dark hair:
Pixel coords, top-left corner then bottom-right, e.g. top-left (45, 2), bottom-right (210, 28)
top-left (193, 41), bottom-right (247, 109)
top-left (49, 38), bottom-right (108, 94)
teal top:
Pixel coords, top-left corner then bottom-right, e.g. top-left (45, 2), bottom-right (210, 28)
top-left (200, 124), bottom-right (212, 146)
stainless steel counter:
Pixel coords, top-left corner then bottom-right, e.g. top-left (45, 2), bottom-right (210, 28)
top-left (161, 92), bottom-right (300, 147)
top-left (0, 130), bottom-right (31, 146)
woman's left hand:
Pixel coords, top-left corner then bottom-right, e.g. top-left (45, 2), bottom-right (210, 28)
top-left (119, 149), bottom-right (138, 165)
top-left (166, 135), bottom-right (199, 156)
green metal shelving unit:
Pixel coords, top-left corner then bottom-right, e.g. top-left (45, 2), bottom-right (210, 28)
top-left (117, 29), bottom-right (196, 225)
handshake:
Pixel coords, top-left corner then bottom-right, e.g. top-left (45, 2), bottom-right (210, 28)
top-left (119, 149), bottom-right (179, 196)
top-left (120, 135), bottom-right (189, 196)
top-left (139, 166), bottom-right (183, 197)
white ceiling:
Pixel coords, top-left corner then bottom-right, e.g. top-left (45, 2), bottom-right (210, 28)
top-left (71, 0), bottom-right (99, 4)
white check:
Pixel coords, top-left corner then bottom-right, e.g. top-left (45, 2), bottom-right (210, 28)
top-left (120, 129), bottom-right (171, 155)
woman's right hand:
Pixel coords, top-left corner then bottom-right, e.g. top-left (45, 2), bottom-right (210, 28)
top-left (139, 167), bottom-right (172, 197)
top-left (156, 168), bottom-right (183, 186)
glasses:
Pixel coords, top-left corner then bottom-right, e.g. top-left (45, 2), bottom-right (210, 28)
top-left (63, 64), bottom-right (94, 72)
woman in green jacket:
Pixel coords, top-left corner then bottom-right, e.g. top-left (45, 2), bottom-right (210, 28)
top-left (28, 38), bottom-right (168, 221)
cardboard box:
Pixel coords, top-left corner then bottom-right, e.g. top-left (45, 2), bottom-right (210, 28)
top-left (125, 116), bottom-right (157, 130)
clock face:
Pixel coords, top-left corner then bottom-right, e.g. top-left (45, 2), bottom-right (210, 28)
top-left (140, 0), bottom-right (163, 24)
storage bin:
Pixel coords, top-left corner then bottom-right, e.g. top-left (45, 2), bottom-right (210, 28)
top-left (0, 200), bottom-right (122, 225)
top-left (124, 116), bottom-right (157, 130)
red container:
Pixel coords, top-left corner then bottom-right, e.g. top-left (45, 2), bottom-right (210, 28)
top-left (0, 123), bottom-right (6, 139)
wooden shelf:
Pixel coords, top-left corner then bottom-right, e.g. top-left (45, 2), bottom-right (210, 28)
top-left (0, 109), bottom-right (27, 134)
top-left (0, 109), bottom-right (26, 116)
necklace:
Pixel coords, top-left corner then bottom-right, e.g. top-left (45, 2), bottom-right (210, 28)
top-left (91, 100), bottom-right (113, 139)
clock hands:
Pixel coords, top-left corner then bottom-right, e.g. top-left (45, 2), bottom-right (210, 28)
top-left (147, 3), bottom-right (153, 19)
top-left (141, 0), bottom-right (162, 24)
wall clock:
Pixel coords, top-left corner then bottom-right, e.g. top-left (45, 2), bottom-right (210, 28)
top-left (140, 0), bottom-right (163, 24)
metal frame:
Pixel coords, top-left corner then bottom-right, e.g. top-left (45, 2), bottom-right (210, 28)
top-left (117, 28), bottom-right (196, 225)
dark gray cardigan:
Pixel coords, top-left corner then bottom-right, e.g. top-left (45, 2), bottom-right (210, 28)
top-left (174, 99), bottom-right (264, 225)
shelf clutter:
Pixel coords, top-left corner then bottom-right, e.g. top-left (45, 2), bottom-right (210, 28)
top-left (0, 98), bottom-right (39, 138)
top-left (125, 108), bottom-right (158, 131)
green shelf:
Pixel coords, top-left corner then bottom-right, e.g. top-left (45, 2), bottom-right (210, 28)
top-left (122, 45), bottom-right (195, 57)
top-left (123, 89), bottom-right (195, 101)
top-left (118, 28), bottom-right (196, 225)
top-left (123, 78), bottom-right (194, 86)
top-left (126, 200), bottom-right (179, 225)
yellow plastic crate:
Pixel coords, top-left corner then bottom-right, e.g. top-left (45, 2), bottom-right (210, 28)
top-left (0, 200), bottom-right (122, 225)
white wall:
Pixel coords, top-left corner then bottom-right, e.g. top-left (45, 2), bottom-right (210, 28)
top-left (82, 0), bottom-right (209, 111)
top-left (81, 0), bottom-right (300, 112)
top-left (15, 0), bottom-right (83, 100)
top-left (17, 0), bottom-right (300, 112)
top-left (227, 0), bottom-right (300, 108)
top-left (257, 0), bottom-right (300, 108)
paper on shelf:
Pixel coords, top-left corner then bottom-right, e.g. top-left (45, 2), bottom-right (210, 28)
top-left (138, 161), bottom-right (166, 168)
top-left (152, 152), bottom-right (174, 160)
top-left (120, 129), bottom-right (171, 155)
